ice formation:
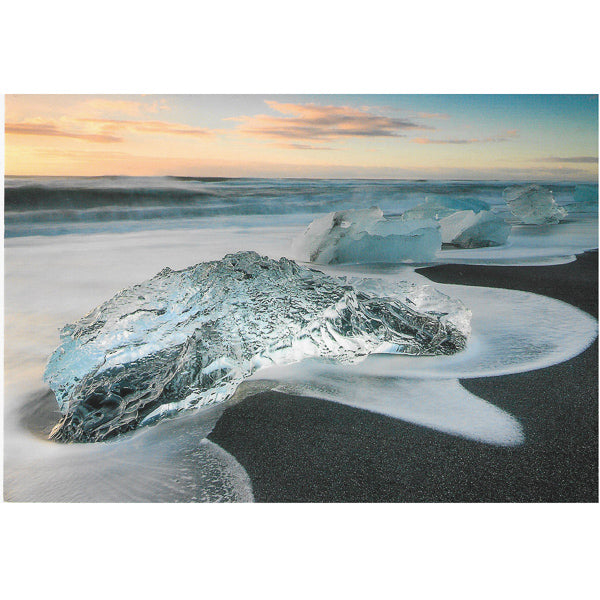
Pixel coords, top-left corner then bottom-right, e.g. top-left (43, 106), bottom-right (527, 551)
top-left (563, 184), bottom-right (599, 214)
top-left (438, 210), bottom-right (511, 248)
top-left (400, 196), bottom-right (492, 221)
top-left (293, 207), bottom-right (441, 264)
top-left (503, 184), bottom-right (568, 225)
top-left (44, 251), bottom-right (470, 442)
top-left (399, 197), bottom-right (511, 248)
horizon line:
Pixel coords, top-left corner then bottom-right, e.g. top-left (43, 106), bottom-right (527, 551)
top-left (5, 174), bottom-right (599, 184)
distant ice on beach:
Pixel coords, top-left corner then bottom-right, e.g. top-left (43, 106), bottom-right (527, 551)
top-left (5, 176), bottom-right (594, 239)
top-left (503, 184), bottom-right (568, 225)
top-left (293, 207), bottom-right (440, 264)
top-left (439, 210), bottom-right (511, 248)
top-left (400, 197), bottom-right (512, 249)
top-left (293, 202), bottom-right (513, 265)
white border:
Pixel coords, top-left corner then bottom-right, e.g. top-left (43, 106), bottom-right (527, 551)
top-left (1, 2), bottom-right (599, 599)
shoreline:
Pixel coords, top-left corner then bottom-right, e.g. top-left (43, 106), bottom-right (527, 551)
top-left (208, 251), bottom-right (598, 502)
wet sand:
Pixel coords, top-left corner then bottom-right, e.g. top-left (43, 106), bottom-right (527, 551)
top-left (208, 251), bottom-right (598, 502)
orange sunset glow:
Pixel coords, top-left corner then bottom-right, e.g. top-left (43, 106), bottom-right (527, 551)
top-left (4, 94), bottom-right (598, 180)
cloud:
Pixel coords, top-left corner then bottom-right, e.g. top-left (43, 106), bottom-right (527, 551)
top-left (75, 118), bottom-right (212, 137)
top-left (6, 116), bottom-right (212, 143)
top-left (362, 106), bottom-right (451, 120)
top-left (32, 147), bottom-right (132, 160)
top-left (275, 142), bottom-right (337, 151)
top-left (412, 130), bottom-right (519, 144)
top-left (416, 112), bottom-right (450, 119)
top-left (233, 100), bottom-right (432, 143)
top-left (80, 98), bottom-right (170, 116)
top-left (537, 156), bottom-right (598, 164)
top-left (5, 121), bottom-right (122, 143)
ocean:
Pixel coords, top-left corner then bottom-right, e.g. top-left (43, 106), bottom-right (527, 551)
top-left (5, 176), bottom-right (597, 238)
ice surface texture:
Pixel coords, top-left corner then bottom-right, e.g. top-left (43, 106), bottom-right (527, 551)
top-left (438, 210), bottom-right (511, 248)
top-left (44, 251), bottom-right (469, 442)
top-left (293, 207), bottom-right (441, 264)
top-left (401, 197), bottom-right (511, 248)
top-left (564, 184), bottom-right (599, 214)
top-left (503, 184), bottom-right (568, 225)
top-left (400, 196), bottom-right (492, 220)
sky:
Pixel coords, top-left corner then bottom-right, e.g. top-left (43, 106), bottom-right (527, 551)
top-left (4, 94), bottom-right (598, 180)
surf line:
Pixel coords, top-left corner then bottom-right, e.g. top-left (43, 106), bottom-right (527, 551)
top-left (250, 270), bottom-right (597, 447)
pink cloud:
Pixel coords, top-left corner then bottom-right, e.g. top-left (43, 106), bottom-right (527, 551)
top-left (416, 112), bottom-right (450, 119)
top-left (80, 98), bottom-right (171, 116)
top-left (234, 100), bottom-right (432, 142)
top-left (5, 121), bottom-right (122, 143)
top-left (412, 130), bottom-right (519, 144)
top-left (275, 142), bottom-right (337, 151)
top-left (75, 118), bottom-right (212, 137)
top-left (6, 116), bottom-right (212, 143)
top-left (536, 156), bottom-right (597, 164)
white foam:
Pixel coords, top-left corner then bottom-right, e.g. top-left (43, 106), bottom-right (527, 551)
top-left (4, 388), bottom-right (253, 502)
top-left (251, 368), bottom-right (524, 446)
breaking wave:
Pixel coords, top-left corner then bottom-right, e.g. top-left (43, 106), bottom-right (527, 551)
top-left (6, 176), bottom-right (594, 238)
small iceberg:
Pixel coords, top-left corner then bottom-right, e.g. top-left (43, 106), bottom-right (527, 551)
top-left (401, 197), bottom-right (511, 248)
top-left (503, 184), bottom-right (568, 225)
top-left (400, 196), bottom-right (491, 221)
top-left (438, 210), bottom-right (512, 248)
top-left (293, 207), bottom-right (441, 264)
top-left (44, 251), bottom-right (470, 442)
top-left (563, 184), bottom-right (598, 214)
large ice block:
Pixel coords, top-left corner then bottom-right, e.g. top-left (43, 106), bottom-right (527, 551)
top-left (401, 197), bottom-right (511, 248)
top-left (44, 251), bottom-right (470, 442)
top-left (564, 184), bottom-right (599, 214)
top-left (400, 196), bottom-right (492, 221)
top-left (439, 210), bottom-right (511, 248)
top-left (503, 184), bottom-right (568, 225)
top-left (293, 207), bottom-right (441, 264)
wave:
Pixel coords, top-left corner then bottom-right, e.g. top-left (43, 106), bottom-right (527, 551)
top-left (4, 185), bottom-right (214, 210)
top-left (4, 176), bottom-right (596, 238)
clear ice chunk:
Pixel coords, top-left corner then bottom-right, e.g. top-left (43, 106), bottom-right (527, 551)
top-left (564, 184), bottom-right (598, 214)
top-left (293, 207), bottom-right (441, 264)
top-left (400, 196), bottom-right (492, 221)
top-left (400, 197), bottom-right (511, 248)
top-left (438, 210), bottom-right (511, 248)
top-left (44, 251), bottom-right (470, 442)
top-left (503, 184), bottom-right (568, 225)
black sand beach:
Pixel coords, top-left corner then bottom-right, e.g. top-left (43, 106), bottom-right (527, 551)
top-left (208, 251), bottom-right (598, 502)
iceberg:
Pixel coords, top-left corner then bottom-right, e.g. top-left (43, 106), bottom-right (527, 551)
top-left (564, 184), bottom-right (598, 214)
top-left (400, 196), bottom-right (492, 221)
top-left (293, 207), bottom-right (441, 264)
top-left (438, 210), bottom-right (511, 248)
top-left (400, 197), bottom-right (511, 248)
top-left (503, 184), bottom-right (568, 225)
top-left (44, 251), bottom-right (470, 442)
